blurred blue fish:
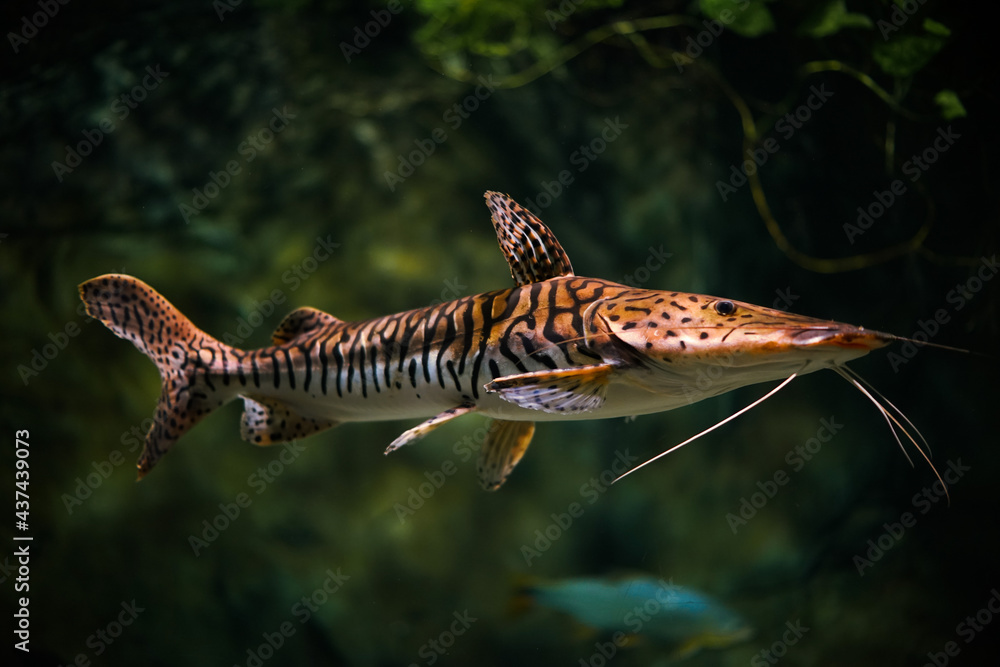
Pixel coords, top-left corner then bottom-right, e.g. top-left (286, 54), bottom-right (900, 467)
top-left (519, 575), bottom-right (752, 658)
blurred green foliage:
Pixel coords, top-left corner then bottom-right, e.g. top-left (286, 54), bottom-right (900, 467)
top-left (798, 0), bottom-right (872, 38)
top-left (934, 88), bottom-right (966, 120)
top-left (872, 32), bottom-right (946, 79)
top-left (404, 0), bottom-right (959, 121)
top-left (700, 0), bottom-right (775, 38)
top-left (411, 0), bottom-right (625, 61)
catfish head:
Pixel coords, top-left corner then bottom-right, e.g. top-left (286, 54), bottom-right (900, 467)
top-left (582, 287), bottom-right (893, 397)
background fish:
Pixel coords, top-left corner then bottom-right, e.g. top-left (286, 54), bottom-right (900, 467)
top-left (518, 575), bottom-right (752, 658)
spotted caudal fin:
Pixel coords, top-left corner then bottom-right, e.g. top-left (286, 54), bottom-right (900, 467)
top-left (79, 274), bottom-right (240, 478)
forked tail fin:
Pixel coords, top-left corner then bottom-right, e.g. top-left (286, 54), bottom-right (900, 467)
top-left (79, 274), bottom-right (240, 478)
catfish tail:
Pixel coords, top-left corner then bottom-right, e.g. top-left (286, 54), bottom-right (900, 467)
top-left (79, 274), bottom-right (241, 478)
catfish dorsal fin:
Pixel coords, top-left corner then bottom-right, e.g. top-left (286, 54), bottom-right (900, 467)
top-left (272, 307), bottom-right (341, 345)
top-left (485, 191), bottom-right (574, 286)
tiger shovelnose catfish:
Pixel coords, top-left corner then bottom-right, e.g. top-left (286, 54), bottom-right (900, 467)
top-left (80, 191), bottom-right (944, 491)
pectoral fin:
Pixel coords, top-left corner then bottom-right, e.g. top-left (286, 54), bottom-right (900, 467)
top-left (484, 363), bottom-right (615, 414)
top-left (477, 420), bottom-right (535, 491)
top-left (240, 397), bottom-right (339, 445)
top-left (384, 403), bottom-right (477, 454)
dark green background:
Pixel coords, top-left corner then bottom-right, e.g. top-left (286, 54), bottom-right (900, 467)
top-left (1, 1), bottom-right (997, 665)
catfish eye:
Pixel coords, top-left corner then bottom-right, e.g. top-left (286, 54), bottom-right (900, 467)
top-left (715, 300), bottom-right (736, 316)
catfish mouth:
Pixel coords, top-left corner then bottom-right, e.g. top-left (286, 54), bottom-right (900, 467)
top-left (788, 325), bottom-right (893, 351)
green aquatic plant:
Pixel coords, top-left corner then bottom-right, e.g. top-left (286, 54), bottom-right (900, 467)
top-left (700, 0), bottom-right (775, 38)
top-left (408, 0), bottom-right (968, 272)
top-left (797, 0), bottom-right (872, 38)
top-left (411, 0), bottom-right (624, 68)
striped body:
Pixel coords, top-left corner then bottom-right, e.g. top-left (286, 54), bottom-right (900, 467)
top-left (225, 280), bottom-right (620, 425)
top-left (80, 191), bottom-right (892, 488)
top-left (223, 277), bottom-right (874, 425)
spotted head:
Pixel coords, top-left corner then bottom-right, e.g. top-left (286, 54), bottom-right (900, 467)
top-left (582, 286), bottom-right (892, 396)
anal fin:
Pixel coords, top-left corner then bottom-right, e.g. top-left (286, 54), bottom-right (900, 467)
top-left (384, 403), bottom-right (476, 454)
top-left (484, 363), bottom-right (615, 414)
top-left (240, 396), bottom-right (339, 445)
top-left (477, 419), bottom-right (535, 491)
